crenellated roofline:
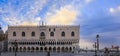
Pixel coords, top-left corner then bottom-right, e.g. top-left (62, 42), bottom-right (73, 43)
top-left (8, 24), bottom-right (80, 28)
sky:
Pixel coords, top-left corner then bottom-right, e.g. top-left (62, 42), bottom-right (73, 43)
top-left (0, 0), bottom-right (120, 49)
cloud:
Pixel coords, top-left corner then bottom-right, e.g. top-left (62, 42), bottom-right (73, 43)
top-left (109, 6), bottom-right (120, 23)
top-left (109, 6), bottom-right (120, 14)
top-left (0, 0), bottom-right (85, 26)
top-left (3, 18), bottom-right (21, 25)
top-left (109, 6), bottom-right (120, 13)
top-left (109, 8), bottom-right (115, 13)
top-left (85, 0), bottom-right (93, 4)
top-left (1, 0), bottom-right (46, 26)
top-left (20, 17), bottom-right (41, 26)
top-left (45, 5), bottom-right (77, 25)
top-left (2, 26), bottom-right (8, 33)
top-left (20, 21), bottom-right (37, 26)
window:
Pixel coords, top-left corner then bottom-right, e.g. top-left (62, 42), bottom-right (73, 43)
top-left (50, 32), bottom-right (54, 37)
top-left (71, 31), bottom-right (75, 37)
top-left (61, 31), bottom-right (65, 37)
top-left (49, 28), bottom-right (51, 31)
top-left (54, 28), bottom-right (55, 31)
top-left (22, 32), bottom-right (25, 37)
top-left (13, 32), bottom-right (16, 36)
top-left (40, 32), bottom-right (45, 36)
top-left (31, 32), bottom-right (35, 36)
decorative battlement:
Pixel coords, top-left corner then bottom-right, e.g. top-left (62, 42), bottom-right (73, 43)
top-left (8, 24), bottom-right (80, 28)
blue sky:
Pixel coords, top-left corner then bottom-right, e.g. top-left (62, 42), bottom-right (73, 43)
top-left (0, 0), bottom-right (120, 49)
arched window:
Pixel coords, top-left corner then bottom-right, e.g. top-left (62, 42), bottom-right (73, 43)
top-left (40, 32), bottom-right (45, 36)
top-left (54, 28), bottom-right (55, 31)
top-left (49, 28), bottom-right (51, 31)
top-left (71, 31), bottom-right (75, 37)
top-left (22, 32), bottom-right (25, 37)
top-left (61, 31), bottom-right (65, 37)
top-left (13, 32), bottom-right (16, 36)
top-left (50, 32), bottom-right (54, 37)
top-left (31, 32), bottom-right (35, 36)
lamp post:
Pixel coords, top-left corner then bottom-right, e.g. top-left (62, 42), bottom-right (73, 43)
top-left (47, 50), bottom-right (50, 56)
top-left (0, 45), bottom-right (1, 56)
top-left (14, 40), bottom-right (18, 56)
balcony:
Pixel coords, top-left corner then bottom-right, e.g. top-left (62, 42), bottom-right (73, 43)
top-left (40, 36), bottom-right (45, 39)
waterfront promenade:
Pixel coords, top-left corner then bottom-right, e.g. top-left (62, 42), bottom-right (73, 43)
top-left (1, 52), bottom-right (120, 56)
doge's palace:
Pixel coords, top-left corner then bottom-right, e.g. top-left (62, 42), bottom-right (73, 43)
top-left (7, 24), bottom-right (80, 52)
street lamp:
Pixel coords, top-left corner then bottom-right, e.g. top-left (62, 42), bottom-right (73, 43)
top-left (14, 40), bottom-right (18, 56)
top-left (47, 50), bottom-right (50, 56)
top-left (0, 44), bottom-right (2, 56)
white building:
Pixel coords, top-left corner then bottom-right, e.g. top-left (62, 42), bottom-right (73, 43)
top-left (7, 25), bottom-right (80, 52)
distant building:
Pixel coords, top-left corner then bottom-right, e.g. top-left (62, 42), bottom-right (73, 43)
top-left (1, 24), bottom-right (80, 52)
top-left (0, 26), bottom-right (7, 52)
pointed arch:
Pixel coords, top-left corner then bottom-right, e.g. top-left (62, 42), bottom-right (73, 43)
top-left (27, 47), bottom-right (30, 51)
top-left (53, 47), bottom-right (56, 51)
top-left (36, 47), bottom-right (39, 51)
top-left (69, 47), bottom-right (72, 52)
top-left (50, 32), bottom-right (54, 37)
top-left (31, 47), bottom-right (34, 51)
top-left (49, 47), bottom-right (52, 51)
top-left (71, 31), bottom-right (75, 37)
top-left (23, 47), bottom-right (26, 52)
top-left (22, 32), bottom-right (25, 37)
top-left (61, 47), bottom-right (64, 52)
top-left (65, 47), bottom-right (68, 52)
top-left (44, 47), bottom-right (47, 51)
top-left (57, 47), bottom-right (60, 52)
top-left (61, 31), bottom-right (65, 37)
top-left (13, 32), bottom-right (16, 36)
top-left (31, 31), bottom-right (35, 36)
top-left (40, 32), bottom-right (45, 36)
top-left (20, 47), bottom-right (22, 52)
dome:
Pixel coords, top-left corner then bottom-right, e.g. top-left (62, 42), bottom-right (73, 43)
top-left (0, 27), bottom-right (4, 34)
